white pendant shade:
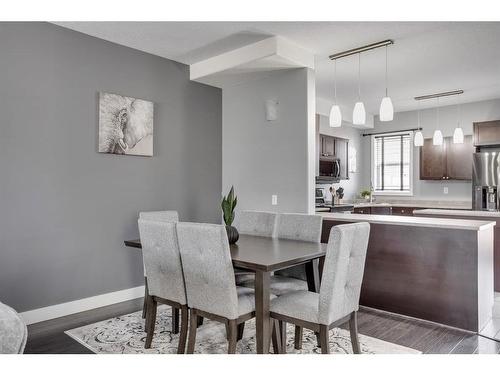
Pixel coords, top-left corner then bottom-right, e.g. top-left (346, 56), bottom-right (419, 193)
top-left (329, 105), bottom-right (342, 127)
top-left (379, 96), bottom-right (394, 122)
top-left (414, 130), bottom-right (424, 147)
top-left (433, 130), bottom-right (443, 146)
top-left (353, 102), bottom-right (366, 125)
top-left (453, 127), bottom-right (464, 144)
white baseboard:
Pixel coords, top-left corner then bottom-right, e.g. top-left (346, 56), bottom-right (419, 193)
top-left (20, 285), bottom-right (145, 325)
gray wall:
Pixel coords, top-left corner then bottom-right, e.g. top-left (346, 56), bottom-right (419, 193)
top-left (361, 98), bottom-right (500, 202)
top-left (0, 23), bottom-right (222, 312)
top-left (222, 68), bottom-right (315, 216)
top-left (315, 114), bottom-right (365, 201)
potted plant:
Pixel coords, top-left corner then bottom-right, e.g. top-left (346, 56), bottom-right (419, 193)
top-left (360, 189), bottom-right (371, 201)
top-left (221, 186), bottom-right (239, 244)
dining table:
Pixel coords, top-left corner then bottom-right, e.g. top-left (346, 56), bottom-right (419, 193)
top-left (124, 234), bottom-right (327, 354)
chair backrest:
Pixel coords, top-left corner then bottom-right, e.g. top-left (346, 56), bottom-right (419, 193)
top-left (275, 213), bottom-right (323, 243)
top-left (318, 223), bottom-right (370, 325)
top-left (139, 210), bottom-right (179, 222)
top-left (138, 211), bottom-right (179, 276)
top-left (138, 219), bottom-right (187, 305)
top-left (237, 210), bottom-right (277, 237)
top-left (176, 222), bottom-right (240, 319)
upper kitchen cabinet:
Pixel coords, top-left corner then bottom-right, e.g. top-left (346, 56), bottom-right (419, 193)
top-left (319, 134), bottom-right (335, 159)
top-left (420, 135), bottom-right (473, 180)
top-left (473, 120), bottom-right (500, 147)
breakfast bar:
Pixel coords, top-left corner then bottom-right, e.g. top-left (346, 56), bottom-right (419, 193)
top-left (320, 213), bottom-right (496, 332)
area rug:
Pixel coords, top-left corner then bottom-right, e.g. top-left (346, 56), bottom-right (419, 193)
top-left (65, 305), bottom-right (420, 354)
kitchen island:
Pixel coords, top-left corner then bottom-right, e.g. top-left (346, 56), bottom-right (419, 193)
top-left (414, 209), bottom-right (500, 292)
top-left (320, 212), bottom-right (495, 332)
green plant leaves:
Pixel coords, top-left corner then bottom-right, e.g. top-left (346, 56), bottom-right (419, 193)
top-left (221, 185), bottom-right (237, 226)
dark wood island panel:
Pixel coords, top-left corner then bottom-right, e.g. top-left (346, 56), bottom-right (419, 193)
top-left (321, 217), bottom-right (494, 332)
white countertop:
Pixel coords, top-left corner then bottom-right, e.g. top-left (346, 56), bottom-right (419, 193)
top-left (344, 200), bottom-right (472, 210)
top-left (414, 209), bottom-right (500, 218)
top-left (319, 212), bottom-right (496, 231)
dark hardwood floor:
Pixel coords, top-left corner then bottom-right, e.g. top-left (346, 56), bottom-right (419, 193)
top-left (24, 298), bottom-right (500, 354)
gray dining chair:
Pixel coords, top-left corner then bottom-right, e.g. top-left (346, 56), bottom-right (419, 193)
top-left (270, 222), bottom-right (370, 354)
top-left (176, 222), bottom-right (258, 354)
top-left (0, 301), bottom-right (27, 354)
top-left (234, 210), bottom-right (278, 284)
top-left (138, 211), bottom-right (179, 332)
top-left (138, 218), bottom-right (188, 353)
top-left (238, 213), bottom-right (322, 296)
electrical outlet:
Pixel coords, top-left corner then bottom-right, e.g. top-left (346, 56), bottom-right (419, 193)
top-left (272, 195), bottom-right (278, 205)
top-left (443, 187), bottom-right (448, 195)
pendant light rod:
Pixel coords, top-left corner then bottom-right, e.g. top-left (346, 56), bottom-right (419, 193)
top-left (329, 39), bottom-right (394, 60)
top-left (385, 45), bottom-right (388, 97)
top-left (357, 53), bottom-right (361, 100)
top-left (414, 90), bottom-right (464, 101)
top-left (362, 127), bottom-right (422, 137)
top-left (333, 59), bottom-right (337, 102)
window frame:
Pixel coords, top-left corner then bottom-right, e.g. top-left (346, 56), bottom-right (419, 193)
top-left (370, 130), bottom-right (414, 196)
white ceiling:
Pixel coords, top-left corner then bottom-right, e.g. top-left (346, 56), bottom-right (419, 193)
top-left (55, 21), bottom-right (500, 115)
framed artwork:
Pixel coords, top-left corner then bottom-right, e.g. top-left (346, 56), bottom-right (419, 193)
top-left (98, 92), bottom-right (154, 156)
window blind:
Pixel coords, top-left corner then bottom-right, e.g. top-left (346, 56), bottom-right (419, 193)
top-left (374, 133), bottom-right (411, 191)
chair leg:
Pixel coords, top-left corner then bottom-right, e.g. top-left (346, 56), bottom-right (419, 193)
top-left (226, 319), bottom-right (238, 354)
top-left (177, 306), bottom-right (189, 354)
top-left (237, 322), bottom-right (245, 341)
top-left (271, 320), bottom-right (282, 354)
top-left (172, 307), bottom-right (180, 334)
top-left (349, 311), bottom-right (361, 354)
top-left (187, 309), bottom-right (198, 354)
top-left (294, 326), bottom-right (303, 350)
top-left (144, 297), bottom-right (157, 349)
top-left (142, 278), bottom-right (148, 319)
top-left (319, 325), bottom-right (330, 354)
top-left (197, 316), bottom-right (204, 327)
top-left (279, 321), bottom-right (286, 352)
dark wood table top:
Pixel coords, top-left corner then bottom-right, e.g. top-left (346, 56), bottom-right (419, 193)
top-left (124, 234), bottom-right (327, 272)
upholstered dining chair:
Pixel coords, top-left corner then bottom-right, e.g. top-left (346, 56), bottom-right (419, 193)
top-left (0, 301), bottom-right (27, 354)
top-left (138, 219), bottom-right (188, 353)
top-left (176, 222), bottom-right (258, 354)
top-left (270, 222), bottom-right (370, 354)
top-left (138, 211), bottom-right (179, 332)
top-left (234, 210), bottom-right (278, 284)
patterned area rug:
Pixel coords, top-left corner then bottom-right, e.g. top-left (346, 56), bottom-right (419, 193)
top-left (65, 306), bottom-right (420, 354)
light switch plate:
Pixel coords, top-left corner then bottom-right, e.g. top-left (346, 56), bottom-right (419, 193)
top-left (443, 187), bottom-right (448, 194)
top-left (272, 195), bottom-right (278, 205)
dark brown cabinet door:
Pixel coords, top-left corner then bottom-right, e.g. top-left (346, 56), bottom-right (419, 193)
top-left (420, 138), bottom-right (446, 180)
top-left (353, 207), bottom-right (370, 214)
top-left (473, 120), bottom-right (500, 146)
top-left (371, 206), bottom-right (392, 215)
top-left (446, 135), bottom-right (473, 180)
top-left (320, 135), bottom-right (335, 158)
top-left (391, 206), bottom-right (415, 216)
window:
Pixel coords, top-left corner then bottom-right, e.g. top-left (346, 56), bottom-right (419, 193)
top-left (372, 132), bottom-right (413, 195)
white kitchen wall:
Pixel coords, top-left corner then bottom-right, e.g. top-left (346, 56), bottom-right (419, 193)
top-left (361, 97), bottom-right (500, 202)
top-left (223, 68), bottom-right (316, 215)
top-left (316, 114), bottom-right (365, 201)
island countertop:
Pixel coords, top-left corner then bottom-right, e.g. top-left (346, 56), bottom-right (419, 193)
top-left (414, 209), bottom-right (500, 218)
top-left (319, 212), bottom-right (496, 231)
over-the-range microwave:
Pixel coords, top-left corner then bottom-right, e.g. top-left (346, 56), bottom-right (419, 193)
top-left (318, 157), bottom-right (341, 182)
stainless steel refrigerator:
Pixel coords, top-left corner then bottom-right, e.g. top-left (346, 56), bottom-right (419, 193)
top-left (472, 152), bottom-right (500, 211)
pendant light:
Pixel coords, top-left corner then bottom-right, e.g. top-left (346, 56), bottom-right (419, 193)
top-left (379, 45), bottom-right (394, 121)
top-left (453, 99), bottom-right (464, 144)
top-left (353, 53), bottom-right (366, 125)
top-left (433, 98), bottom-right (443, 146)
top-left (414, 102), bottom-right (424, 147)
top-left (329, 59), bottom-right (342, 127)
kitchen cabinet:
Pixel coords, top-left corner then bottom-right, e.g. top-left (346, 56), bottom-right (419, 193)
top-left (371, 206), bottom-right (392, 215)
top-left (353, 207), bottom-right (370, 214)
top-left (320, 135), bottom-right (335, 159)
top-left (473, 120), bottom-right (500, 146)
top-left (420, 135), bottom-right (473, 180)
top-left (391, 206), bottom-right (415, 216)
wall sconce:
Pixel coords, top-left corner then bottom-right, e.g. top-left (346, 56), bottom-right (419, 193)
top-left (265, 99), bottom-right (279, 121)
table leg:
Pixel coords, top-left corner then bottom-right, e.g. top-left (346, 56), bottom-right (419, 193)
top-left (254, 270), bottom-right (270, 354)
top-left (305, 259), bottom-right (320, 292)
top-left (305, 259), bottom-right (321, 346)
